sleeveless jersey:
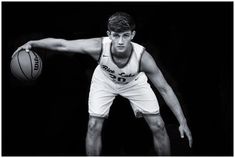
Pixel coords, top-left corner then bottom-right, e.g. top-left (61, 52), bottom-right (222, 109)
top-left (99, 37), bottom-right (145, 84)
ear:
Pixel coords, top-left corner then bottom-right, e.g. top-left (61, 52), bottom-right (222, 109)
top-left (131, 31), bottom-right (136, 40)
top-left (107, 31), bottom-right (111, 39)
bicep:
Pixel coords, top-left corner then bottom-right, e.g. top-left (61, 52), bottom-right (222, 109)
top-left (140, 51), bottom-right (170, 92)
top-left (64, 38), bottom-right (102, 60)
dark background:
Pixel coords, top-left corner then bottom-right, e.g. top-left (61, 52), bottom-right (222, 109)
top-left (2, 2), bottom-right (233, 156)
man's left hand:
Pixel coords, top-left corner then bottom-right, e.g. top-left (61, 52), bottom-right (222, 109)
top-left (179, 123), bottom-right (193, 148)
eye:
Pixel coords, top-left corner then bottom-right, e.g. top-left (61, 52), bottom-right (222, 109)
top-left (123, 34), bottom-right (130, 38)
top-left (113, 34), bottom-right (119, 38)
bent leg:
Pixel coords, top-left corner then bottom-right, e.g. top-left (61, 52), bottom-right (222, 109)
top-left (86, 116), bottom-right (105, 156)
top-left (144, 114), bottom-right (171, 156)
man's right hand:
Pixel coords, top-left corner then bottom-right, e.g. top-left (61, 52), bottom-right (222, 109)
top-left (12, 42), bottom-right (32, 58)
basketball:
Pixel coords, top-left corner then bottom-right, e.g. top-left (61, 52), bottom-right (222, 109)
top-left (10, 49), bottom-right (43, 81)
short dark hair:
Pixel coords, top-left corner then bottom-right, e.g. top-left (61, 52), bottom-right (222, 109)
top-left (107, 12), bottom-right (136, 32)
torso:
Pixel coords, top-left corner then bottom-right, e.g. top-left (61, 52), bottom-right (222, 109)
top-left (112, 55), bottom-right (129, 68)
top-left (98, 37), bottom-right (145, 84)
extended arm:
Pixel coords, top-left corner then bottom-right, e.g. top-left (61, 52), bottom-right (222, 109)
top-left (12, 37), bottom-right (102, 61)
top-left (140, 51), bottom-right (193, 148)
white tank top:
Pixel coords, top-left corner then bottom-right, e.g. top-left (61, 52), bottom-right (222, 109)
top-left (99, 37), bottom-right (145, 84)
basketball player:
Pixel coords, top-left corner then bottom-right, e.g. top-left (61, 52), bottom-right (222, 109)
top-left (13, 12), bottom-right (192, 156)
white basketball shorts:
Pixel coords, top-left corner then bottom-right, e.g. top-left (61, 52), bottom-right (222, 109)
top-left (88, 65), bottom-right (160, 118)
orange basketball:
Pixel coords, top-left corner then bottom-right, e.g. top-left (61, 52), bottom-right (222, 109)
top-left (10, 50), bottom-right (43, 81)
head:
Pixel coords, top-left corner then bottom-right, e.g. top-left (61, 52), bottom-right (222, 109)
top-left (107, 12), bottom-right (136, 53)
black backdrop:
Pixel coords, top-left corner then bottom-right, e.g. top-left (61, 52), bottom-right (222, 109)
top-left (2, 2), bottom-right (233, 156)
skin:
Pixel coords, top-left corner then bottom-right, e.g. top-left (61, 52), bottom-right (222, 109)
top-left (106, 30), bottom-right (135, 68)
top-left (107, 30), bottom-right (135, 57)
top-left (13, 30), bottom-right (193, 155)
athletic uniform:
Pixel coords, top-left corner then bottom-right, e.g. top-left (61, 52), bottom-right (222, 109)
top-left (88, 37), bottom-right (159, 118)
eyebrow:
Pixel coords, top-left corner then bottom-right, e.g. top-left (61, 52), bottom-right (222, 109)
top-left (123, 33), bottom-right (131, 36)
top-left (112, 32), bottom-right (130, 36)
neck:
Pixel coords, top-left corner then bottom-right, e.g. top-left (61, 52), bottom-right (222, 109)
top-left (111, 43), bottom-right (132, 59)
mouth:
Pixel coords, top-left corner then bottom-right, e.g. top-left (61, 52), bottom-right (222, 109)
top-left (117, 46), bottom-right (125, 49)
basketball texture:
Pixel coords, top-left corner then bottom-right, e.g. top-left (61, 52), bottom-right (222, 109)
top-left (10, 50), bottom-right (43, 80)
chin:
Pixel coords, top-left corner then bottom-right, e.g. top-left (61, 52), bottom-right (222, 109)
top-left (117, 50), bottom-right (127, 54)
top-left (116, 47), bottom-right (127, 52)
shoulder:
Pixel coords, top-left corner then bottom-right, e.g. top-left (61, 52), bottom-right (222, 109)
top-left (130, 41), bottom-right (146, 62)
top-left (84, 37), bottom-right (103, 61)
top-left (80, 37), bottom-right (103, 53)
top-left (141, 50), bottom-right (154, 67)
top-left (131, 41), bottom-right (145, 52)
top-left (140, 50), bottom-right (159, 74)
top-left (102, 37), bottom-right (111, 44)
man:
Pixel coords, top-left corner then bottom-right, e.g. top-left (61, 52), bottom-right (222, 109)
top-left (13, 12), bottom-right (192, 156)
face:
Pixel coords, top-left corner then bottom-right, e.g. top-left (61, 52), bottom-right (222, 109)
top-left (107, 30), bottom-right (136, 54)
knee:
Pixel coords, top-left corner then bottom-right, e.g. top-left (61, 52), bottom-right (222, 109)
top-left (87, 117), bottom-right (104, 136)
top-left (150, 119), bottom-right (166, 134)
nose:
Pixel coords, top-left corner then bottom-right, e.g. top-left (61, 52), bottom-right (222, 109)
top-left (118, 37), bottom-right (124, 45)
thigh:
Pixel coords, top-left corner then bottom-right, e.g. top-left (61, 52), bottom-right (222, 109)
top-left (88, 67), bottom-right (117, 118)
top-left (120, 76), bottom-right (160, 117)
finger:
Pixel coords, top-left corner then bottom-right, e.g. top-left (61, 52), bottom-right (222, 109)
top-left (185, 130), bottom-right (193, 148)
top-left (188, 136), bottom-right (193, 148)
top-left (24, 44), bottom-right (31, 52)
top-left (179, 126), bottom-right (184, 138)
top-left (187, 133), bottom-right (193, 148)
top-left (12, 47), bottom-right (22, 58)
top-left (25, 48), bottom-right (30, 52)
top-left (12, 44), bottom-right (31, 58)
top-left (189, 138), bottom-right (193, 148)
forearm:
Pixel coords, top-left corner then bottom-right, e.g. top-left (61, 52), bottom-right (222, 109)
top-left (160, 86), bottom-right (187, 125)
top-left (28, 38), bottom-right (67, 51)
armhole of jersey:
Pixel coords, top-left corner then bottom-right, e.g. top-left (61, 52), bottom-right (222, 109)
top-left (97, 37), bottom-right (103, 64)
top-left (138, 47), bottom-right (146, 72)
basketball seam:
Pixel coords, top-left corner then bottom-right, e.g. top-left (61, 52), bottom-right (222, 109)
top-left (38, 54), bottom-right (42, 77)
top-left (17, 51), bottom-right (29, 80)
top-left (27, 51), bottom-right (34, 80)
top-left (10, 60), bottom-right (24, 80)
